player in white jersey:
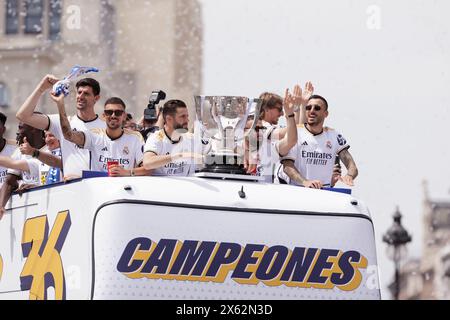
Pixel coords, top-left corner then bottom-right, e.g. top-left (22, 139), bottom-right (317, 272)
top-left (244, 87), bottom-right (300, 182)
top-left (279, 95), bottom-right (358, 189)
top-left (18, 131), bottom-right (63, 184)
top-left (16, 75), bottom-right (106, 179)
top-left (52, 95), bottom-right (148, 176)
top-left (143, 100), bottom-right (208, 176)
top-left (0, 122), bottom-right (60, 219)
top-left (0, 112), bottom-right (17, 185)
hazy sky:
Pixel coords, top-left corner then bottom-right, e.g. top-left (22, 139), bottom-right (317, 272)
top-left (199, 0), bottom-right (450, 299)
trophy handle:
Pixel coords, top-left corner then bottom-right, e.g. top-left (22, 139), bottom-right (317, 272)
top-left (244, 98), bottom-right (262, 138)
top-left (234, 98), bottom-right (253, 134)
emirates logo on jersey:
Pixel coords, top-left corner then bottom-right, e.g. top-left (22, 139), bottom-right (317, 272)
top-left (123, 146), bottom-right (129, 155)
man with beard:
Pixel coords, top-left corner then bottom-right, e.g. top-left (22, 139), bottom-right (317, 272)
top-left (143, 100), bottom-right (207, 176)
top-left (16, 75), bottom-right (106, 179)
top-left (51, 95), bottom-right (149, 176)
top-left (279, 95), bottom-right (358, 189)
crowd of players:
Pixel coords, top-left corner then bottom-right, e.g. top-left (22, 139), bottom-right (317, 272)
top-left (0, 74), bottom-right (358, 219)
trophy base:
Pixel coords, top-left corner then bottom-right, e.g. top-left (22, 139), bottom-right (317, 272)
top-left (195, 171), bottom-right (264, 182)
top-left (202, 154), bottom-right (247, 175)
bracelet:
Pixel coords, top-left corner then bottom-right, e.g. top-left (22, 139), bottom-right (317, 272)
top-left (32, 149), bottom-right (40, 158)
top-left (287, 114), bottom-right (295, 118)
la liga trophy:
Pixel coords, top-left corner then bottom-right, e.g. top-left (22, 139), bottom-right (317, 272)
top-left (194, 96), bottom-right (262, 180)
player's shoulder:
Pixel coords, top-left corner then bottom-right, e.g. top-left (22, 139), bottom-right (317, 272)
top-left (124, 129), bottom-right (144, 142)
top-left (324, 126), bottom-right (335, 132)
top-left (90, 128), bottom-right (107, 136)
top-left (152, 129), bottom-right (165, 142)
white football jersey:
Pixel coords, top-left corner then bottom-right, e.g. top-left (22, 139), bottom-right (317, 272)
top-left (48, 114), bottom-right (106, 177)
top-left (83, 128), bottom-right (144, 172)
top-left (279, 125), bottom-right (350, 186)
top-left (0, 139), bottom-right (18, 185)
top-left (144, 129), bottom-right (207, 177)
top-left (7, 147), bottom-right (49, 186)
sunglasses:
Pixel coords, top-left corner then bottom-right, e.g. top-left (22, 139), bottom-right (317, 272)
top-left (104, 109), bottom-right (125, 117)
top-left (305, 104), bottom-right (322, 111)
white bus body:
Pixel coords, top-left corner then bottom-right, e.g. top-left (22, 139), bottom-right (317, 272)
top-left (0, 175), bottom-right (380, 300)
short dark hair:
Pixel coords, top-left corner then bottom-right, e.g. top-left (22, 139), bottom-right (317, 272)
top-left (308, 95), bottom-right (328, 110)
top-left (76, 78), bottom-right (100, 96)
top-left (0, 112), bottom-right (7, 126)
top-left (104, 97), bottom-right (126, 109)
top-left (162, 99), bottom-right (187, 121)
top-left (126, 113), bottom-right (133, 121)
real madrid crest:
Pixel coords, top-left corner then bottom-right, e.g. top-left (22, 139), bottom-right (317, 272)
top-left (123, 146), bottom-right (129, 155)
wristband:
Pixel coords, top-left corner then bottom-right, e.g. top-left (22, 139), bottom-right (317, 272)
top-left (287, 114), bottom-right (295, 118)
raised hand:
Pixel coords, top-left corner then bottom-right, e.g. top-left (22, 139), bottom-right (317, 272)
top-left (302, 81), bottom-right (314, 105)
top-left (19, 137), bottom-right (35, 156)
top-left (50, 92), bottom-right (65, 107)
top-left (284, 85), bottom-right (302, 116)
top-left (39, 74), bottom-right (59, 92)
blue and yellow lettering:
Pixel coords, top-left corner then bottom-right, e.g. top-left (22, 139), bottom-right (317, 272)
top-left (117, 237), bottom-right (152, 273)
top-left (232, 244), bottom-right (265, 280)
top-left (141, 239), bottom-right (177, 274)
top-left (256, 245), bottom-right (289, 281)
top-left (205, 242), bottom-right (242, 278)
top-left (281, 247), bottom-right (317, 282)
top-left (331, 250), bottom-right (367, 291)
top-left (169, 240), bottom-right (216, 276)
top-left (308, 249), bottom-right (339, 285)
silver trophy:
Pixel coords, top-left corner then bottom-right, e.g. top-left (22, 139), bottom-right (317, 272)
top-left (194, 96), bottom-right (262, 176)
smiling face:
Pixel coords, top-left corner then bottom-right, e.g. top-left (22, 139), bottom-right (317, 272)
top-left (305, 98), bottom-right (328, 127)
top-left (104, 103), bottom-right (127, 130)
top-left (76, 86), bottom-right (99, 111)
top-left (45, 131), bottom-right (60, 150)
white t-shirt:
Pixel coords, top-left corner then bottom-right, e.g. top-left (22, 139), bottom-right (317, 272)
top-left (255, 122), bottom-right (281, 183)
top-left (83, 128), bottom-right (144, 172)
top-left (7, 147), bottom-right (49, 186)
top-left (144, 129), bottom-right (205, 176)
top-left (279, 125), bottom-right (350, 186)
top-left (0, 139), bottom-right (18, 185)
top-left (47, 114), bottom-right (106, 177)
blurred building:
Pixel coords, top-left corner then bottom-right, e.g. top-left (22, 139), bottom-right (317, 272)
top-left (0, 0), bottom-right (202, 138)
top-left (395, 181), bottom-right (450, 299)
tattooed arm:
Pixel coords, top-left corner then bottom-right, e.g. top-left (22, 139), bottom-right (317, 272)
top-left (338, 148), bottom-right (358, 186)
top-left (50, 93), bottom-right (86, 147)
top-left (282, 159), bottom-right (323, 189)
